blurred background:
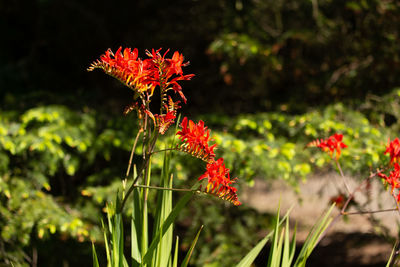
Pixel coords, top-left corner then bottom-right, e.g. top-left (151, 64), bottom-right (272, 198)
top-left (1, 0), bottom-right (400, 266)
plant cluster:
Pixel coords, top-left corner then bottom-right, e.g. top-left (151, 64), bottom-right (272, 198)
top-left (88, 47), bottom-right (338, 267)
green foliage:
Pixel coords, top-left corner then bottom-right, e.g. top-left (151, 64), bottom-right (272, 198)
top-left (92, 147), bottom-right (200, 267)
top-left (204, 103), bottom-right (391, 189)
top-left (0, 105), bottom-right (101, 265)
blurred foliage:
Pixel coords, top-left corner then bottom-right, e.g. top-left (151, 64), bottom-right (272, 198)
top-left (207, 0), bottom-right (400, 112)
top-left (2, 0), bottom-right (400, 114)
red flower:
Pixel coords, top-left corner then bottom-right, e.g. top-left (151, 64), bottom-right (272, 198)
top-left (88, 47), bottom-right (194, 103)
top-left (176, 117), bottom-right (217, 162)
top-left (307, 133), bottom-right (347, 160)
top-left (198, 158), bottom-right (241, 206)
top-left (330, 193), bottom-right (356, 209)
top-left (155, 111), bottom-right (176, 135)
top-left (378, 163), bottom-right (400, 194)
top-left (150, 97), bottom-right (181, 134)
top-left (384, 138), bottom-right (400, 164)
top-left (146, 49), bottom-right (194, 103)
top-left (88, 47), bottom-right (154, 93)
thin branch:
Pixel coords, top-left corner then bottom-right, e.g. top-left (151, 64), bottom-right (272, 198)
top-left (134, 184), bottom-right (199, 193)
top-left (343, 208), bottom-right (398, 216)
top-left (151, 148), bottom-right (175, 154)
top-left (391, 194), bottom-right (400, 217)
top-left (126, 128), bottom-right (143, 177)
top-left (336, 160), bottom-right (352, 195)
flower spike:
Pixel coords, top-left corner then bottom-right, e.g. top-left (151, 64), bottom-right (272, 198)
top-left (176, 117), bottom-right (217, 162)
top-left (88, 47), bottom-right (155, 94)
top-left (307, 133), bottom-right (347, 160)
top-left (198, 158), bottom-right (241, 206)
top-left (384, 138), bottom-right (400, 164)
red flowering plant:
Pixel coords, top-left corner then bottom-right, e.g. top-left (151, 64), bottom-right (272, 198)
top-left (88, 46), bottom-right (239, 206)
top-left (89, 47), bottom-right (240, 266)
top-left (306, 133), bottom-right (347, 161)
top-left (307, 133), bottom-right (400, 264)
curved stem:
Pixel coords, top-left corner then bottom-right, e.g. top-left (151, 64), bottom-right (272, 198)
top-left (316, 172), bottom-right (376, 245)
top-left (152, 148), bottom-right (175, 154)
top-left (335, 160), bottom-right (352, 195)
top-left (126, 128), bottom-right (143, 177)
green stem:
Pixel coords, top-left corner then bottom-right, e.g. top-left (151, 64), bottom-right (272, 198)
top-left (335, 160), bottom-right (352, 195)
top-left (126, 128), bottom-right (143, 178)
top-left (134, 184), bottom-right (199, 193)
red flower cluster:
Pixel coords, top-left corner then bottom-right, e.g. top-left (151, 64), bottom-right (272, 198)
top-left (88, 47), bottom-right (194, 102)
top-left (378, 163), bottom-right (400, 202)
top-left (144, 49), bottom-right (195, 103)
top-left (176, 117), bottom-right (240, 205)
top-left (88, 47), bottom-right (194, 135)
top-left (199, 158), bottom-right (241, 206)
top-left (384, 138), bottom-right (400, 164)
top-left (176, 117), bottom-right (217, 162)
top-left (378, 138), bottom-right (400, 203)
top-left (307, 133), bottom-right (347, 160)
top-left (88, 47), bottom-right (153, 93)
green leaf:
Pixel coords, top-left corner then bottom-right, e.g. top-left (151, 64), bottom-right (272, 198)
top-left (131, 187), bottom-right (142, 267)
top-left (172, 236), bottom-right (179, 267)
top-left (181, 225), bottom-right (204, 267)
top-left (386, 241), bottom-right (399, 267)
top-left (154, 151), bottom-right (173, 267)
top-left (267, 205), bottom-right (281, 267)
top-left (236, 207), bottom-right (292, 267)
top-left (143, 190), bottom-right (194, 265)
top-left (236, 230), bottom-right (270, 267)
top-left (92, 243), bottom-right (100, 267)
top-left (294, 204), bottom-right (335, 267)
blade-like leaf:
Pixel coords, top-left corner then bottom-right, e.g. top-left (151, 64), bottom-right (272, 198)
top-left (386, 240), bottom-right (399, 267)
top-left (141, 161), bottom-right (151, 263)
top-left (154, 153), bottom-right (174, 267)
top-left (173, 236), bottom-right (180, 267)
top-left (237, 231), bottom-right (271, 267)
top-left (131, 186), bottom-right (142, 267)
top-left (112, 195), bottom-right (124, 267)
top-left (281, 218), bottom-right (291, 267)
top-left (236, 207), bottom-right (292, 267)
top-left (272, 228), bottom-right (285, 267)
top-left (92, 243), bottom-right (100, 267)
top-left (294, 204), bottom-right (335, 267)
top-left (101, 219), bottom-right (111, 267)
top-left (143, 189), bottom-right (195, 265)
top-left (288, 222), bottom-right (297, 265)
top-left (181, 225), bottom-right (204, 267)
top-left (267, 204), bottom-right (281, 267)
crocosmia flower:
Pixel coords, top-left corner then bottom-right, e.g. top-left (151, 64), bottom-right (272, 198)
top-left (198, 158), bottom-right (241, 206)
top-left (88, 47), bottom-right (194, 131)
top-left (378, 163), bottom-right (400, 194)
top-left (176, 117), bottom-right (217, 162)
top-left (145, 49), bottom-right (194, 103)
top-left (307, 133), bottom-right (347, 160)
top-left (384, 138), bottom-right (400, 164)
top-left (88, 47), bottom-right (154, 93)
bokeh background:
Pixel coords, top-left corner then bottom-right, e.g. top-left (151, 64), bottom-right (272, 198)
top-left (2, 0), bottom-right (400, 266)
